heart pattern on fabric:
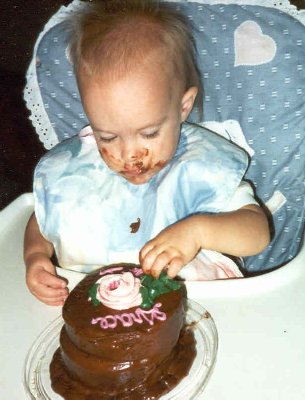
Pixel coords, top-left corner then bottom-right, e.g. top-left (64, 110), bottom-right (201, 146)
top-left (234, 21), bottom-right (277, 66)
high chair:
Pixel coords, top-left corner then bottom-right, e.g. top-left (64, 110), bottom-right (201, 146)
top-left (23, 0), bottom-right (305, 275)
top-left (1, 0), bottom-right (305, 399)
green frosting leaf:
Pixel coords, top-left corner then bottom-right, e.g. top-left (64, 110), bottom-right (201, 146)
top-left (88, 283), bottom-right (100, 306)
top-left (140, 271), bottom-right (181, 309)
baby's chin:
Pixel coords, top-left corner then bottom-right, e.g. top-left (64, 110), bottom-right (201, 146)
top-left (121, 173), bottom-right (153, 185)
top-left (119, 168), bottom-right (159, 185)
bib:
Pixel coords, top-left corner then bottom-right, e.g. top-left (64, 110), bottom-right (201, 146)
top-left (34, 122), bottom-right (248, 271)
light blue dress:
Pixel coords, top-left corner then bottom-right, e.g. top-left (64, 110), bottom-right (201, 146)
top-left (34, 122), bottom-right (248, 273)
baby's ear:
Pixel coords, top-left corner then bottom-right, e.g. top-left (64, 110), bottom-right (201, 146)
top-left (180, 86), bottom-right (198, 121)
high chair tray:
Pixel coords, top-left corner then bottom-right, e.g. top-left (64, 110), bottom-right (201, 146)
top-left (1, 193), bottom-right (305, 400)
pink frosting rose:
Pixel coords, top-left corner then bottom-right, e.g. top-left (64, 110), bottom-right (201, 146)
top-left (96, 272), bottom-right (142, 310)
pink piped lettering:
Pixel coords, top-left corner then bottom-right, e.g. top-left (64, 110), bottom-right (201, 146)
top-left (116, 313), bottom-right (133, 327)
top-left (105, 315), bottom-right (117, 329)
top-left (91, 303), bottom-right (167, 329)
top-left (138, 302), bottom-right (167, 325)
top-left (99, 266), bottom-right (124, 276)
top-left (130, 311), bottom-right (145, 324)
top-left (92, 315), bottom-right (117, 329)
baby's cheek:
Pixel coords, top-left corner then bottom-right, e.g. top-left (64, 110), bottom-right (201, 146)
top-left (153, 159), bottom-right (168, 170)
top-left (99, 147), bottom-right (121, 168)
top-left (99, 146), bottom-right (109, 159)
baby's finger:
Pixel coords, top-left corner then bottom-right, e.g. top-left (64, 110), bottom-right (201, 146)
top-left (37, 269), bottom-right (67, 289)
top-left (37, 294), bottom-right (68, 306)
top-left (32, 283), bottom-right (68, 299)
top-left (139, 241), bottom-right (156, 266)
top-left (166, 257), bottom-right (184, 278)
top-left (149, 251), bottom-right (172, 278)
top-left (140, 249), bottom-right (158, 274)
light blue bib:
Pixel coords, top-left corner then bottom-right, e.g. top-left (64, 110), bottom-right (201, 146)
top-left (34, 122), bottom-right (248, 272)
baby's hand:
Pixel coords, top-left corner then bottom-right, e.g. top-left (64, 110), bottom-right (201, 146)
top-left (26, 253), bottom-right (68, 306)
top-left (140, 216), bottom-right (201, 279)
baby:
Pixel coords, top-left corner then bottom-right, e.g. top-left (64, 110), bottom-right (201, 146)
top-left (24, 0), bottom-right (270, 305)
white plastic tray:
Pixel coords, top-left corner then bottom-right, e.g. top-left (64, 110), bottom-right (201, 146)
top-left (1, 193), bottom-right (305, 400)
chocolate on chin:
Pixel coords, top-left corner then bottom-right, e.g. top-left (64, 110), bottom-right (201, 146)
top-left (50, 263), bottom-right (197, 399)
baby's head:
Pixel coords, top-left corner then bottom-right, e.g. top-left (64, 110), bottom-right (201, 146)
top-left (69, 0), bottom-right (201, 184)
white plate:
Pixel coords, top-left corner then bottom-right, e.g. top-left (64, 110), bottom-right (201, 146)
top-left (23, 299), bottom-right (218, 400)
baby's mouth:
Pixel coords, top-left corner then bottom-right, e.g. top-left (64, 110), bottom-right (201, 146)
top-left (121, 161), bottom-right (146, 176)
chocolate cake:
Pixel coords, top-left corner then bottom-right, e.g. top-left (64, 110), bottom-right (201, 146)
top-left (50, 264), bottom-right (196, 399)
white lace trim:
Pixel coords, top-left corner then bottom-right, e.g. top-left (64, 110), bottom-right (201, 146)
top-left (24, 0), bottom-right (305, 149)
top-left (171, 0), bottom-right (305, 22)
top-left (23, 0), bottom-right (85, 149)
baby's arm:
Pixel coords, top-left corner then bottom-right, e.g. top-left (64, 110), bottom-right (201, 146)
top-left (24, 213), bottom-right (68, 306)
top-left (140, 204), bottom-right (270, 278)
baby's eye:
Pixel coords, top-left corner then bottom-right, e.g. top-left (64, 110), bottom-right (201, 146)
top-left (98, 135), bottom-right (117, 143)
top-left (142, 131), bottom-right (159, 139)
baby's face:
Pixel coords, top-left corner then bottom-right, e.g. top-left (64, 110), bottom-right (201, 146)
top-left (78, 65), bottom-right (196, 184)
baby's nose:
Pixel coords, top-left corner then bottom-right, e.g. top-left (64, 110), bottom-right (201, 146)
top-left (121, 143), bottom-right (145, 162)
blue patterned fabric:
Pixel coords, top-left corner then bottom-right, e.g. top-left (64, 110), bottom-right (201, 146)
top-left (33, 2), bottom-right (305, 272)
top-left (36, 21), bottom-right (88, 139)
top-left (34, 122), bottom-right (248, 272)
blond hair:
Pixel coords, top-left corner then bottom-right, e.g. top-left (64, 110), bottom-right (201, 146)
top-left (68, 0), bottom-right (201, 96)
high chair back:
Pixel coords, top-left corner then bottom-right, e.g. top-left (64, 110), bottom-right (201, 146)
top-left (24, 0), bottom-right (305, 274)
